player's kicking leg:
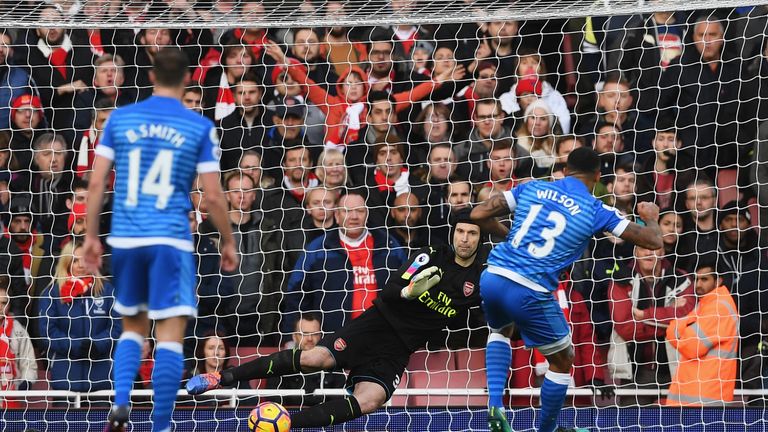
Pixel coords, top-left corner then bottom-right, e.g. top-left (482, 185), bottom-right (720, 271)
top-left (542, 347), bottom-right (588, 432)
top-left (486, 329), bottom-right (513, 432)
top-left (481, 271), bottom-right (589, 432)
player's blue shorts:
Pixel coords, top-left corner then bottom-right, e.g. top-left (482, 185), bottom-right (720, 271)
top-left (480, 270), bottom-right (571, 355)
top-left (111, 245), bottom-right (196, 320)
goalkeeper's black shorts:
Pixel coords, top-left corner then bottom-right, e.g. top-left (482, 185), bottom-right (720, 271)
top-left (317, 305), bottom-right (411, 400)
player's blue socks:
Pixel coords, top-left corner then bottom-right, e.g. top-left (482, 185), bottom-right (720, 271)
top-left (152, 341), bottom-right (184, 432)
top-left (486, 332), bottom-right (512, 409)
top-left (538, 370), bottom-right (571, 432)
top-left (113, 331), bottom-right (144, 407)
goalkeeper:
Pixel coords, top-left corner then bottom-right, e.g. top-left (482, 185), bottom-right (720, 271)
top-left (187, 213), bottom-right (487, 428)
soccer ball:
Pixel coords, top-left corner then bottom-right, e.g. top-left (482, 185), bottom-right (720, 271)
top-left (247, 402), bottom-right (291, 432)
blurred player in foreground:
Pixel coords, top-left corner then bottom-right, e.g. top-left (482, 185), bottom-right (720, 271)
top-left (470, 147), bottom-right (663, 432)
top-left (83, 48), bottom-right (237, 432)
top-left (187, 209), bottom-right (486, 429)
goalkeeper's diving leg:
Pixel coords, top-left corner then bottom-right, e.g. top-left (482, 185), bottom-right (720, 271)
top-left (186, 346), bottom-right (383, 428)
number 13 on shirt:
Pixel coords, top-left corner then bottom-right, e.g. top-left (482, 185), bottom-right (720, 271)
top-left (510, 204), bottom-right (567, 258)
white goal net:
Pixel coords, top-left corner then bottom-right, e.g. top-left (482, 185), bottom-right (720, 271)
top-left (0, 1), bottom-right (766, 431)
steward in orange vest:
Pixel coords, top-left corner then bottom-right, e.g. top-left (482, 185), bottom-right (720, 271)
top-left (666, 263), bottom-right (739, 406)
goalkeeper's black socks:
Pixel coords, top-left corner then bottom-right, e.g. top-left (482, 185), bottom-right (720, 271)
top-left (291, 396), bottom-right (363, 428)
top-left (220, 349), bottom-right (302, 385)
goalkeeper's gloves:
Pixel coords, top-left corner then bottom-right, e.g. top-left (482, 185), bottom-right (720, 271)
top-left (401, 266), bottom-right (442, 300)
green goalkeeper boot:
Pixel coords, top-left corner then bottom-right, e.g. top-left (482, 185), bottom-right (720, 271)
top-left (555, 427), bottom-right (590, 432)
top-left (488, 406), bottom-right (512, 432)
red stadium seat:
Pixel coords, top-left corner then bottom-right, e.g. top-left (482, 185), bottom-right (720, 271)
top-left (405, 349), bottom-right (486, 407)
top-left (407, 350), bottom-right (453, 372)
top-left (452, 349), bottom-right (486, 372)
top-left (717, 168), bottom-right (740, 207)
top-left (406, 369), bottom-right (486, 407)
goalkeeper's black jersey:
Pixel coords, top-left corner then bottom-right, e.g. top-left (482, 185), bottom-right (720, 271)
top-left (373, 244), bottom-right (487, 351)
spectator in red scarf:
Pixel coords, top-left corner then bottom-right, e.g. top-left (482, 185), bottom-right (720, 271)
top-left (363, 139), bottom-right (427, 228)
top-left (24, 6), bottom-right (95, 144)
top-left (0, 278), bottom-right (36, 409)
top-left (456, 60), bottom-right (499, 122)
top-left (38, 242), bottom-right (121, 392)
top-left (265, 41), bottom-right (457, 150)
top-left (75, 98), bottom-right (114, 182)
top-left (58, 201), bottom-right (87, 252)
top-left (202, 42), bottom-right (258, 122)
top-left (281, 190), bottom-right (406, 337)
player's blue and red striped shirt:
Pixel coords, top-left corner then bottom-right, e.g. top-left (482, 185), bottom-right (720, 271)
top-left (95, 95), bottom-right (220, 251)
top-left (488, 176), bottom-right (629, 292)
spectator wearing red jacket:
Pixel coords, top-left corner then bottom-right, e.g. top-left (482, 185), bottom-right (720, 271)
top-left (75, 98), bottom-right (114, 182)
top-left (265, 41), bottom-right (457, 149)
top-left (608, 246), bottom-right (695, 405)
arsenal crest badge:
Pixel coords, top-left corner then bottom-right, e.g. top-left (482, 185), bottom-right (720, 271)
top-left (463, 282), bottom-right (475, 297)
top-left (334, 338), bottom-right (347, 351)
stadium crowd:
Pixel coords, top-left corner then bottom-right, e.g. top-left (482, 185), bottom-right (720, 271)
top-left (0, 0), bottom-right (765, 409)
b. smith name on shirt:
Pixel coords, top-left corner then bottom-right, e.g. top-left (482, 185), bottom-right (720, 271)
top-left (125, 124), bottom-right (186, 147)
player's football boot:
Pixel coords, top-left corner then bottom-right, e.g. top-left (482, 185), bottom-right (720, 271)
top-left (103, 405), bottom-right (130, 432)
top-left (186, 371), bottom-right (222, 395)
top-left (555, 427), bottom-right (590, 432)
top-left (488, 406), bottom-right (512, 432)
